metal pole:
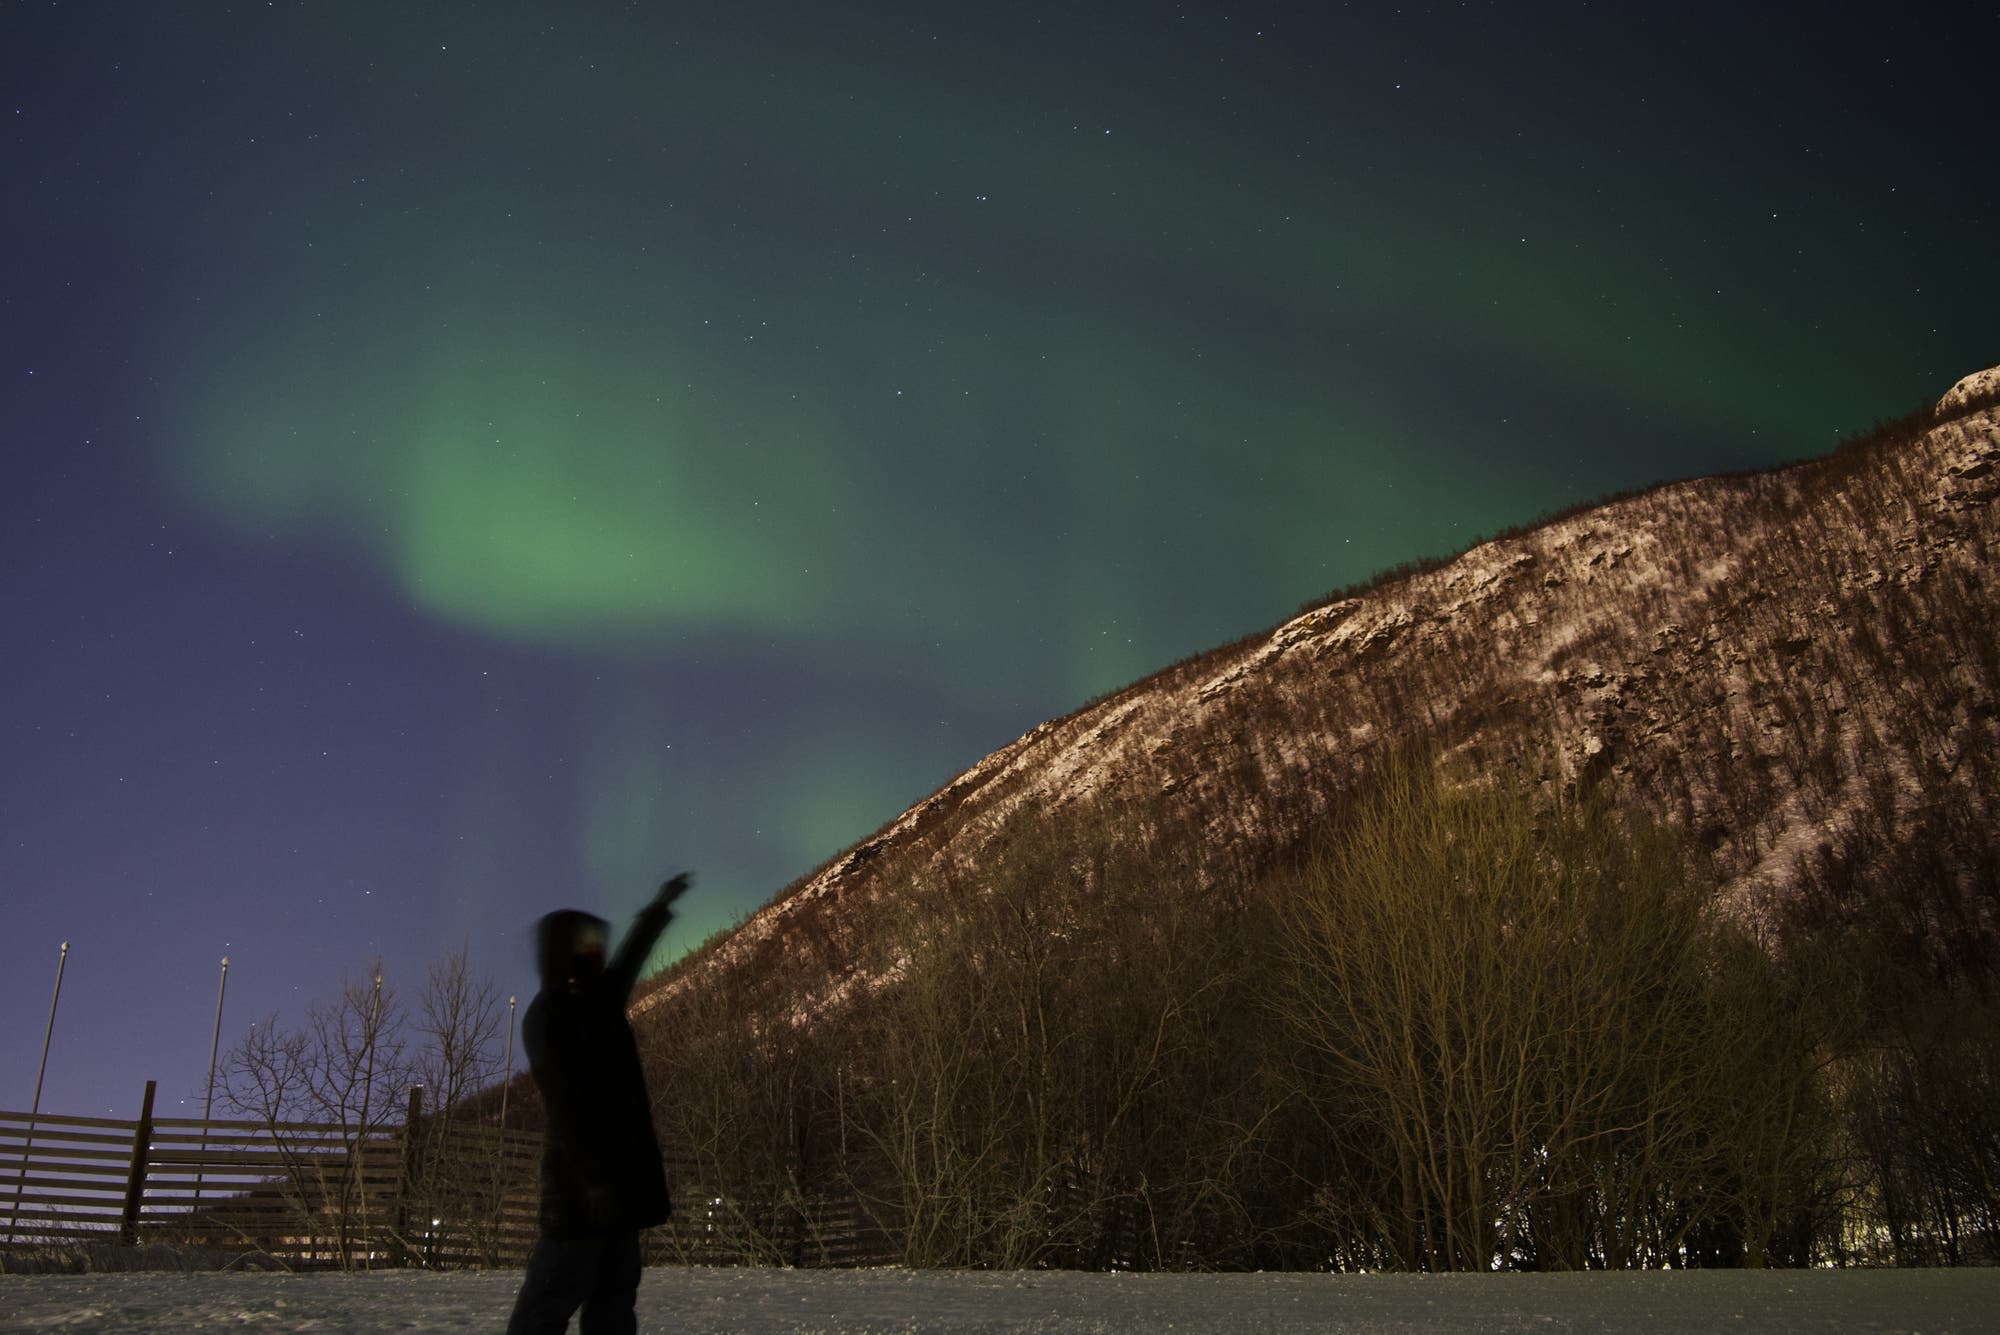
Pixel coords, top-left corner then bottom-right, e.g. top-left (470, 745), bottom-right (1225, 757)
top-left (360, 970), bottom-right (383, 1126)
top-left (202, 957), bottom-right (231, 1120)
top-left (192, 956), bottom-right (229, 1219)
top-left (356, 970), bottom-right (383, 1267)
top-left (499, 995), bottom-right (516, 1127)
top-left (7, 941), bottom-right (69, 1244)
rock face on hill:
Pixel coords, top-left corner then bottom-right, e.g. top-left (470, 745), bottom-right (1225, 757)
top-left (635, 367), bottom-right (2000, 1024)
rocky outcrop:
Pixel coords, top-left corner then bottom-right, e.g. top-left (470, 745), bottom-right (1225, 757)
top-left (1940, 365), bottom-right (2000, 415)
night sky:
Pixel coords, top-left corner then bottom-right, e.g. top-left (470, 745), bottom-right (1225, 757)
top-left (3, 2), bottom-right (1992, 1118)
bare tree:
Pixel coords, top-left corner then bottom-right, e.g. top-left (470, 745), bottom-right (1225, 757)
top-left (641, 933), bottom-right (831, 1267)
top-left (837, 803), bottom-right (1258, 1269)
top-left (413, 945), bottom-right (505, 1117)
top-left (404, 945), bottom-right (514, 1266)
top-left (1266, 758), bottom-right (1816, 1270)
top-left (218, 961), bottom-right (410, 1268)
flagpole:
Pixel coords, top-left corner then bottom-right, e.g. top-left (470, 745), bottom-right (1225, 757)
top-left (499, 995), bottom-right (517, 1127)
top-left (192, 956), bottom-right (229, 1222)
top-left (7, 941), bottom-right (69, 1243)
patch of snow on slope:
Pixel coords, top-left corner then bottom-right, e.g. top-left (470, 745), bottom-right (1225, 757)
top-left (1939, 363), bottom-right (2000, 413)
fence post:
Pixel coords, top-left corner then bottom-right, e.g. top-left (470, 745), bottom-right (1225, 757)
top-left (394, 1085), bottom-right (423, 1267)
top-left (120, 1080), bottom-right (157, 1245)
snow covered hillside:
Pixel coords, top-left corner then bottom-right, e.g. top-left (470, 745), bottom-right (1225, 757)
top-left (636, 364), bottom-right (2000, 1025)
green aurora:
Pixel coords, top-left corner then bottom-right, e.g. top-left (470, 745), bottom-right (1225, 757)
top-left (4, 0), bottom-right (1994, 1121)
top-left (135, 4), bottom-right (1985, 936)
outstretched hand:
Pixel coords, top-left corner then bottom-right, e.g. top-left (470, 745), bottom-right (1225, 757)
top-left (653, 871), bottom-right (693, 912)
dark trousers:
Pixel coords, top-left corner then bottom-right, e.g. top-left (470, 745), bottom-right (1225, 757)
top-left (506, 1231), bottom-right (643, 1335)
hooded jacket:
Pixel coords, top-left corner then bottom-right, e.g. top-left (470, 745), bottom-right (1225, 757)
top-left (523, 900), bottom-right (673, 1237)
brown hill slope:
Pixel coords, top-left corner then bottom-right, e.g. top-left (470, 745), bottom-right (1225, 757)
top-left (636, 366), bottom-right (2000, 1024)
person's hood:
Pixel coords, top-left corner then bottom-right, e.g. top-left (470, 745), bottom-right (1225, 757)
top-left (535, 909), bottom-right (610, 988)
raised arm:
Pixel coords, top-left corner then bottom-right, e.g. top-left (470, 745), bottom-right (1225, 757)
top-left (608, 871), bottom-right (692, 1001)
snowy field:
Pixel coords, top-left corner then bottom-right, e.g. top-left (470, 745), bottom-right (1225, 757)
top-left (3, 1267), bottom-right (1998, 1333)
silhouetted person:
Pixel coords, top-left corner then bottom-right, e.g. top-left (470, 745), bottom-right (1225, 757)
top-left (507, 873), bottom-right (690, 1335)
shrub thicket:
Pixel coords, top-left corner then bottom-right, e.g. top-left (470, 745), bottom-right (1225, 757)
top-left (638, 755), bottom-right (1994, 1270)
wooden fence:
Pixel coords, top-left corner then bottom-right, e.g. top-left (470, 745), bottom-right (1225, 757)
top-left (0, 1082), bottom-right (540, 1268)
top-left (648, 1174), bottom-right (896, 1269)
top-left (2, 1084), bottom-right (897, 1270)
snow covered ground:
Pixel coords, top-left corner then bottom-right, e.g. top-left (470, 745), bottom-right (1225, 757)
top-left (2, 1266), bottom-right (1997, 1332)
